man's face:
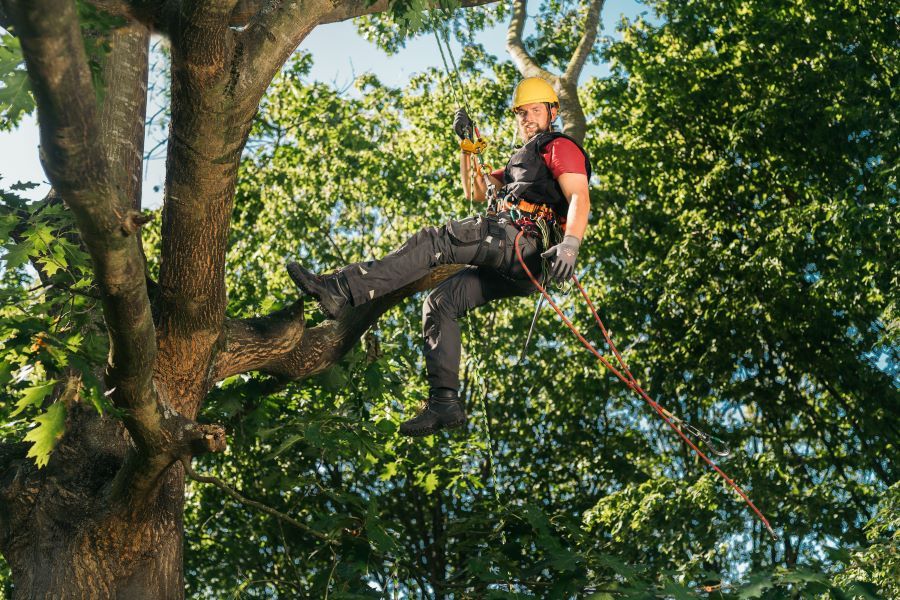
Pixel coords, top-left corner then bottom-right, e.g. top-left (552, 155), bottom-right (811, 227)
top-left (514, 102), bottom-right (556, 140)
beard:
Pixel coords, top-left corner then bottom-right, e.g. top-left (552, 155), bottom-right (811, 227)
top-left (521, 119), bottom-right (551, 140)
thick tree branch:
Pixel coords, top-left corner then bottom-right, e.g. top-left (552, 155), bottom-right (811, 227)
top-left (505, 0), bottom-right (557, 82)
top-left (4, 0), bottom-right (177, 502)
top-left (80, 1), bottom-right (176, 32)
top-left (236, 0), bottom-right (349, 103)
top-left (563, 0), bottom-right (604, 82)
top-left (228, 0), bottom-right (262, 25)
top-left (212, 265), bottom-right (463, 382)
top-left (170, 0), bottom-right (240, 90)
top-left (236, 0), bottom-right (499, 104)
top-left (110, 410), bottom-right (227, 505)
top-left (318, 0), bottom-right (498, 25)
top-left (97, 21), bottom-right (151, 211)
top-left (83, 0), bottom-right (135, 20)
top-left (213, 301), bottom-right (307, 381)
top-left (153, 0), bottom-right (255, 414)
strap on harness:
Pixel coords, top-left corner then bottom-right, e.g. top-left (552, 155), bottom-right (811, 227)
top-left (471, 215), bottom-right (506, 268)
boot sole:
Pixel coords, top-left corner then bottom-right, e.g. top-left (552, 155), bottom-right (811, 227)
top-left (287, 263), bottom-right (342, 319)
top-left (400, 416), bottom-right (467, 438)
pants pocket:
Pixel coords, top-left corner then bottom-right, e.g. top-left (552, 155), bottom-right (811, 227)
top-left (472, 216), bottom-right (507, 269)
top-left (447, 216), bottom-right (485, 245)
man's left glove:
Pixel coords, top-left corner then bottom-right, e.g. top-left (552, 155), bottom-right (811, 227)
top-left (540, 235), bottom-right (581, 282)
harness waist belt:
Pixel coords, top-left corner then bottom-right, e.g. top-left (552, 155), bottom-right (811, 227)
top-left (499, 198), bottom-right (564, 223)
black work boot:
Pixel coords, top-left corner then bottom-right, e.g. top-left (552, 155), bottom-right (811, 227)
top-left (286, 262), bottom-right (351, 319)
top-left (399, 389), bottom-right (467, 437)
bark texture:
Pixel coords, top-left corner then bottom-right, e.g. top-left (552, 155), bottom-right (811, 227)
top-left (0, 0), bottom-right (494, 597)
top-left (1, 407), bottom-right (186, 599)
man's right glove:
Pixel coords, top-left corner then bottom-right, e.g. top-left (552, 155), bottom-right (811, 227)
top-left (453, 108), bottom-right (473, 140)
top-left (540, 235), bottom-right (581, 282)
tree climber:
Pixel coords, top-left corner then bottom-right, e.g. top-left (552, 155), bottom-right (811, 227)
top-left (287, 77), bottom-right (592, 437)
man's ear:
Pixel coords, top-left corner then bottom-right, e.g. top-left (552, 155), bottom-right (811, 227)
top-left (550, 105), bottom-right (559, 122)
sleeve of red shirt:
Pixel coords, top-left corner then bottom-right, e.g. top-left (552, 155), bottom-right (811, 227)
top-left (490, 167), bottom-right (505, 182)
top-left (542, 138), bottom-right (587, 179)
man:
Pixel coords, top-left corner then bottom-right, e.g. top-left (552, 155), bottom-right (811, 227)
top-left (287, 77), bottom-right (591, 437)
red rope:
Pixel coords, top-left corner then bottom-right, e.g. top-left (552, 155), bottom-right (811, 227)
top-left (513, 230), bottom-right (777, 540)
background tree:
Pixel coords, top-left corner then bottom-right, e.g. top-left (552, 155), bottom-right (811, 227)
top-left (179, 0), bottom-right (895, 597)
top-left (1, 0), bottom-right (897, 598)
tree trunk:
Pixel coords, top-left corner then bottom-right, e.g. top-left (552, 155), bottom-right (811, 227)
top-left (0, 1), bottom-right (501, 597)
top-left (1, 407), bottom-right (186, 600)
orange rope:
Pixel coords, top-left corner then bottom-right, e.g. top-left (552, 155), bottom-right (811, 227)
top-left (513, 230), bottom-right (777, 540)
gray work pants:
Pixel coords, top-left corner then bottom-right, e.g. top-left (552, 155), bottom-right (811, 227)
top-left (342, 212), bottom-right (545, 391)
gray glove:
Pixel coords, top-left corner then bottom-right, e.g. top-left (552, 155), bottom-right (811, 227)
top-left (453, 108), bottom-right (473, 139)
top-left (541, 235), bottom-right (581, 282)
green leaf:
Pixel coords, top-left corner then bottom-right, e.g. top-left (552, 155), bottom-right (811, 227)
top-left (2, 240), bottom-right (35, 270)
top-left (422, 471), bottom-right (439, 494)
top-left (374, 418), bottom-right (396, 435)
top-left (10, 380), bottom-right (57, 417)
top-left (269, 433), bottom-right (305, 458)
top-left (661, 581), bottom-right (697, 600)
top-left (0, 68), bottom-right (32, 127)
top-left (0, 213), bottom-right (18, 241)
top-left (737, 572), bottom-right (776, 599)
top-left (0, 33), bottom-right (35, 128)
top-left (379, 461), bottom-right (399, 481)
top-left (841, 581), bottom-right (882, 600)
top-left (365, 521), bottom-right (396, 553)
top-left (24, 402), bottom-right (67, 468)
top-left (0, 360), bottom-right (12, 386)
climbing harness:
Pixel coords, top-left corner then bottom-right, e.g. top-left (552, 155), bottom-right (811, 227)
top-left (500, 197), bottom-right (565, 230)
top-left (512, 229), bottom-right (778, 540)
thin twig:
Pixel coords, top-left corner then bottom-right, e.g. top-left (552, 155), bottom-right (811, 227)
top-left (181, 457), bottom-right (332, 541)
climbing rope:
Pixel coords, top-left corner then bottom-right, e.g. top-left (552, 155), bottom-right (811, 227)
top-left (432, 23), bottom-right (471, 115)
top-left (512, 229), bottom-right (778, 540)
top-left (431, 18), bottom-right (498, 206)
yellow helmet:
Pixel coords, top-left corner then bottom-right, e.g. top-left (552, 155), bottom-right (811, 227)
top-left (511, 77), bottom-right (559, 111)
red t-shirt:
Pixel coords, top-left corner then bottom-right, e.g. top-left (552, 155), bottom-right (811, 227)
top-left (491, 137), bottom-right (587, 182)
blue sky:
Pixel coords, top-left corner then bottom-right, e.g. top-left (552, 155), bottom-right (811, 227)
top-left (0, 1), bottom-right (649, 206)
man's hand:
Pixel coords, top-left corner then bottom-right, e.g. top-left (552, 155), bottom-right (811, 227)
top-left (541, 235), bottom-right (581, 282)
top-left (453, 108), bottom-right (473, 139)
